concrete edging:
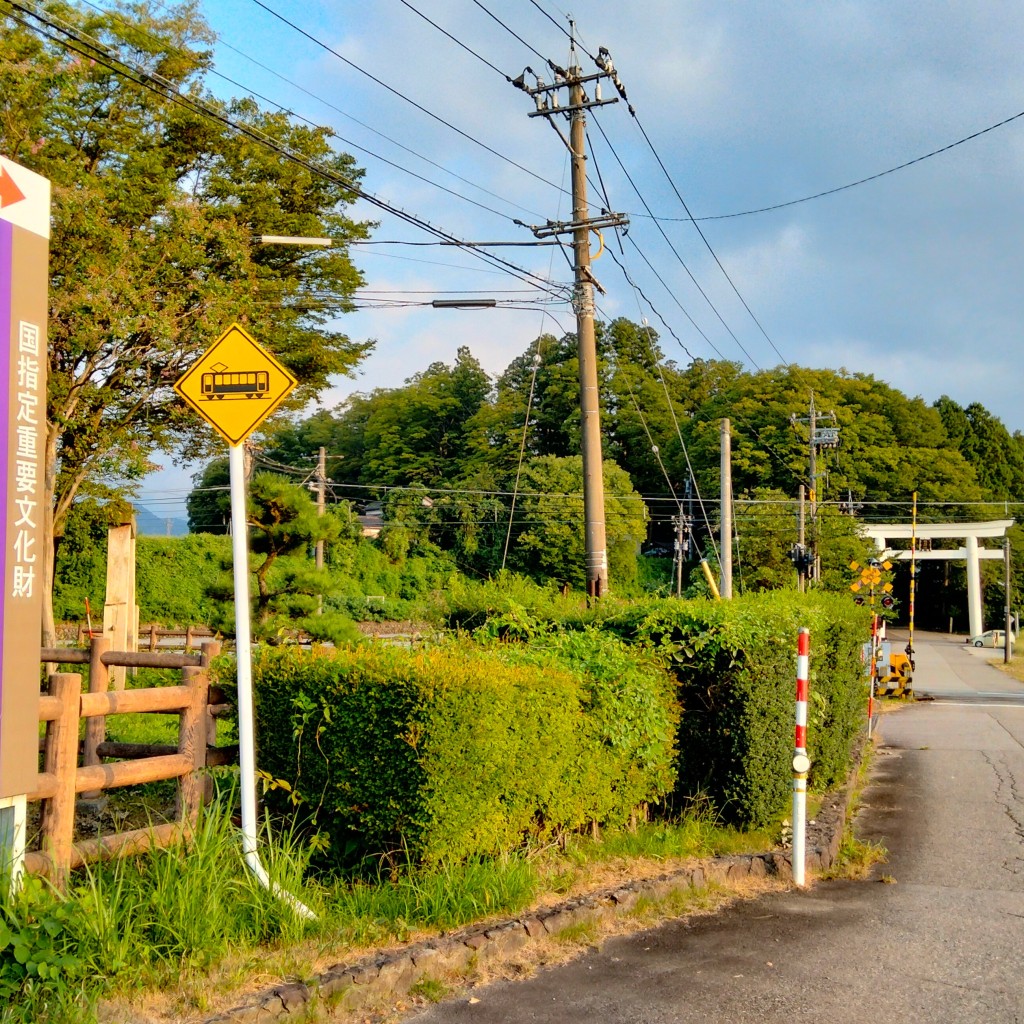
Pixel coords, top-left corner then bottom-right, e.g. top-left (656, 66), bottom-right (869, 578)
top-left (204, 750), bottom-right (861, 1023)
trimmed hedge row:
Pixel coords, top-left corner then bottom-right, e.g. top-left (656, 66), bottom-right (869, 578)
top-left (234, 632), bottom-right (678, 864)
top-left (442, 585), bottom-right (867, 829)
top-left (560, 592), bottom-right (865, 828)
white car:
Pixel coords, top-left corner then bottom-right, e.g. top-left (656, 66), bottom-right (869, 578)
top-left (967, 629), bottom-right (1015, 648)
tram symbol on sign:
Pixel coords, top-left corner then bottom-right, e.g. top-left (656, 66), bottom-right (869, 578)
top-left (200, 362), bottom-right (270, 400)
top-left (174, 323), bottom-right (297, 446)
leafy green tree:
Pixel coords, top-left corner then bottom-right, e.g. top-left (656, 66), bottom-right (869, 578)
top-left (665, 363), bottom-right (983, 509)
top-left (733, 488), bottom-right (800, 592)
top-left (360, 348), bottom-right (492, 486)
top-left (506, 455), bottom-right (648, 590)
top-left (935, 396), bottom-right (1024, 499)
top-left (0, 2), bottom-right (371, 642)
top-left (244, 473), bottom-right (338, 624)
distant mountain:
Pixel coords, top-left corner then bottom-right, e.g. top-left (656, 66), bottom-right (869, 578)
top-left (133, 505), bottom-right (189, 537)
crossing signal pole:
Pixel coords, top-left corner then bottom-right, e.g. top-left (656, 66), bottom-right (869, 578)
top-left (514, 30), bottom-right (628, 598)
top-left (790, 393), bottom-right (839, 584)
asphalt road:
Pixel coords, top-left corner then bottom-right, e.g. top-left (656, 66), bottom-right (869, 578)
top-left (409, 632), bottom-right (1024, 1024)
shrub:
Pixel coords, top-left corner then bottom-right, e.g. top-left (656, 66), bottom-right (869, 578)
top-left (596, 592), bottom-right (866, 827)
top-left (441, 582), bottom-right (867, 829)
top-left (484, 627), bottom-right (679, 827)
top-left (223, 639), bottom-right (677, 865)
top-left (0, 875), bottom-right (91, 1023)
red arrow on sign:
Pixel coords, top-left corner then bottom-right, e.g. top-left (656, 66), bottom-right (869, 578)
top-left (0, 166), bottom-right (26, 209)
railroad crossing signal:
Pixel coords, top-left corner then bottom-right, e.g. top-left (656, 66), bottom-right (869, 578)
top-left (174, 323), bottom-right (297, 446)
top-left (849, 559), bottom-right (894, 607)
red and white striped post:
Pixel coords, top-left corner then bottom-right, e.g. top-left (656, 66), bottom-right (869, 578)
top-left (867, 613), bottom-right (879, 737)
top-left (792, 627), bottom-right (811, 887)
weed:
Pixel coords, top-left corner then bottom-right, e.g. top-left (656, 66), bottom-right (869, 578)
top-left (827, 835), bottom-right (888, 879)
top-left (626, 883), bottom-right (728, 925)
top-left (551, 918), bottom-right (599, 945)
top-left (410, 976), bottom-right (450, 1002)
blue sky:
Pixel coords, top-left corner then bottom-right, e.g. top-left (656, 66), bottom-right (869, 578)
top-left (137, 0), bottom-right (1024, 521)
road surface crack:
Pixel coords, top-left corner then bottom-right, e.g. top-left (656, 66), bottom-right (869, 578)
top-left (982, 750), bottom-right (1024, 875)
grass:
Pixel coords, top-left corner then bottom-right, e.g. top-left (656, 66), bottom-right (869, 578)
top-left (8, 796), bottom-right (792, 1024)
top-left (820, 738), bottom-right (889, 881)
top-left (993, 652), bottom-right (1024, 684)
top-left (409, 977), bottom-right (450, 1003)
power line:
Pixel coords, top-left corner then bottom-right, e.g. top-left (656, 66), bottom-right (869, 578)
top-left (246, 0), bottom-right (571, 198)
top-left (395, 0), bottom-right (511, 80)
top-left (589, 118), bottom-right (760, 368)
top-left (469, 0), bottom-right (549, 65)
top-left (523, 0), bottom-right (598, 63)
top-left (4, 1), bottom-right (568, 295)
top-left (627, 113), bottom-right (787, 363)
top-left (651, 107), bottom-right (1024, 222)
top-left (86, 0), bottom-right (544, 223)
top-left (620, 236), bottom-right (730, 361)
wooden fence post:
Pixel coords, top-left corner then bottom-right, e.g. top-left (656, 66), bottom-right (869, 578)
top-left (149, 623), bottom-right (158, 652)
top-left (40, 673), bottom-right (82, 890)
top-left (176, 666), bottom-right (209, 827)
top-left (200, 641), bottom-right (221, 804)
top-left (82, 636), bottom-right (111, 798)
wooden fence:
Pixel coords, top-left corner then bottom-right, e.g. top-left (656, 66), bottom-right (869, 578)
top-left (31, 639), bottom-right (233, 888)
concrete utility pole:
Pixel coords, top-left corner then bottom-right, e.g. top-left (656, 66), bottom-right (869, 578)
top-left (516, 30), bottom-right (628, 599)
top-left (791, 393), bottom-right (839, 586)
top-left (315, 446), bottom-right (326, 616)
top-left (314, 445), bottom-right (326, 572)
top-left (797, 484), bottom-right (806, 593)
top-left (1005, 537), bottom-right (1012, 665)
top-left (720, 418), bottom-right (733, 598)
top-left (675, 512), bottom-right (685, 598)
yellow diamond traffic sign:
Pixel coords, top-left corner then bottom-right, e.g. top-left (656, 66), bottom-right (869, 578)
top-left (174, 324), bottom-right (297, 446)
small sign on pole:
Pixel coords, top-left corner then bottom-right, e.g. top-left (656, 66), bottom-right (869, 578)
top-left (175, 325), bottom-right (310, 915)
top-left (173, 323), bottom-right (297, 446)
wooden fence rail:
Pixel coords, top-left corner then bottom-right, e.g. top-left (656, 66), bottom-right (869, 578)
top-left (72, 622), bottom-right (217, 650)
top-left (29, 639), bottom-right (229, 888)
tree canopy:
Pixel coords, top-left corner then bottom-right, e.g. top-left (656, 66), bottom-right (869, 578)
top-left (0, 1), bottom-right (372, 639)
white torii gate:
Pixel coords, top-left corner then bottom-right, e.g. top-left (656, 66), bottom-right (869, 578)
top-left (861, 520), bottom-right (1013, 639)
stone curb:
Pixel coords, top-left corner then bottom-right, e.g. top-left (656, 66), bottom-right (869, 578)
top-left (203, 751), bottom-right (861, 1023)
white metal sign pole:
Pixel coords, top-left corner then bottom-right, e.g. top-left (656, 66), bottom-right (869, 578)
top-left (228, 443), bottom-right (260, 870)
top-left (228, 443), bottom-right (314, 918)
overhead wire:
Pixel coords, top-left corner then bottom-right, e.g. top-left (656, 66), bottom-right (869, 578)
top-left (627, 114), bottom-right (787, 363)
top-left (3, 0), bottom-right (570, 297)
top-left (395, 0), bottom-right (512, 81)
top-left (86, 0), bottom-right (547, 224)
top-left (528, 0), bottom-right (781, 365)
top-left (529, 0), bottom-right (1024, 230)
top-left (590, 118), bottom-right (760, 368)
top-left (501, 151), bottom-right (574, 570)
top-left (668, 107), bottom-right (1024, 222)
top-left (469, 0), bottom-right (549, 65)
top-left (246, 0), bottom-right (572, 198)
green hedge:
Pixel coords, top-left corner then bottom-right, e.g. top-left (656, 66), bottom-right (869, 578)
top-left (595, 592), bottom-right (866, 828)
top-left (225, 636), bottom-right (677, 864)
